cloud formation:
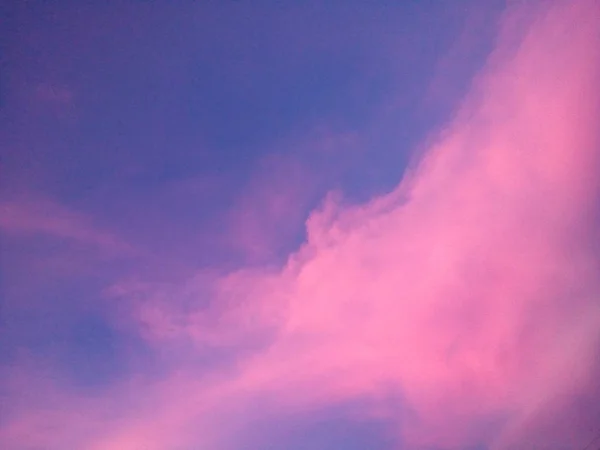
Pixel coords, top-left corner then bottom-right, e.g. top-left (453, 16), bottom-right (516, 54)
top-left (2, 1), bottom-right (599, 449)
top-left (0, 194), bottom-right (133, 256)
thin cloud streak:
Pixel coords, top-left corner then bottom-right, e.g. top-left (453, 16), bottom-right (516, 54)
top-left (0, 195), bottom-right (134, 256)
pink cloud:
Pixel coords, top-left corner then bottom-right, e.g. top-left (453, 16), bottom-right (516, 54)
top-left (223, 128), bottom-right (359, 263)
top-left (3, 1), bottom-right (600, 449)
top-left (130, 0), bottom-right (599, 446)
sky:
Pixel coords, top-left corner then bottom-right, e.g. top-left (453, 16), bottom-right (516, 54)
top-left (1, 0), bottom-right (600, 449)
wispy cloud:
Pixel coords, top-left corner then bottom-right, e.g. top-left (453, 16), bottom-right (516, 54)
top-left (0, 194), bottom-right (134, 256)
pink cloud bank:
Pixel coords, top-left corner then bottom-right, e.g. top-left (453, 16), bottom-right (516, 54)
top-left (2, 0), bottom-right (600, 449)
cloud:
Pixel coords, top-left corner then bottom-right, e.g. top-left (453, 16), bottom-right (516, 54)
top-left (223, 128), bottom-right (359, 263)
top-left (2, 1), bottom-right (599, 449)
top-left (0, 194), bottom-right (134, 256)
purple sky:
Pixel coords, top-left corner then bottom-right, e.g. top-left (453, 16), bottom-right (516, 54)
top-left (2, 1), bottom-right (600, 449)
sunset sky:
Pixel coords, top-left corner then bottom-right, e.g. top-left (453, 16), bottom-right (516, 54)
top-left (1, 1), bottom-right (600, 449)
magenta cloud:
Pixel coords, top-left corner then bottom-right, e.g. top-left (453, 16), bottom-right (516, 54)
top-left (2, 1), bottom-right (599, 449)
